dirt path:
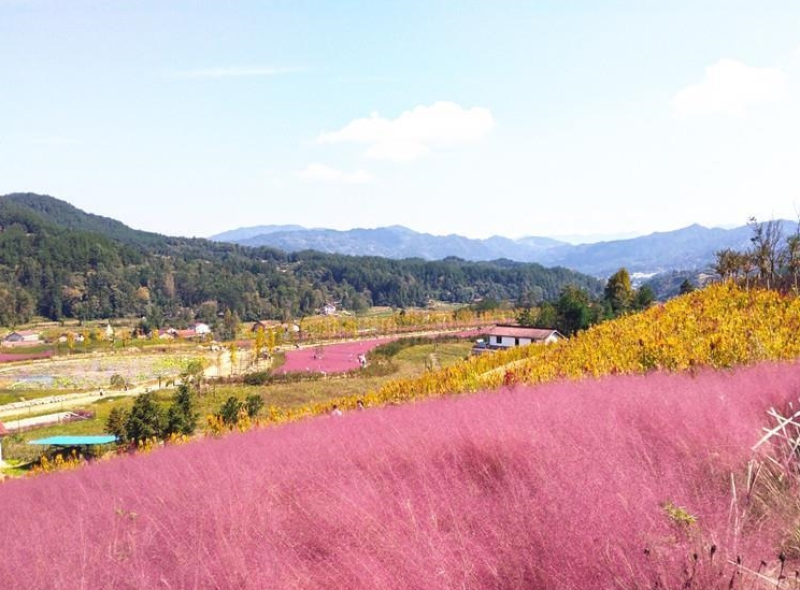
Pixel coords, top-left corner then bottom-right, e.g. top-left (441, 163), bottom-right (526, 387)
top-left (3, 412), bottom-right (76, 432)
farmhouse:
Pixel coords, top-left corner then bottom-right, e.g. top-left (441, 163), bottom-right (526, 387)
top-left (474, 325), bottom-right (564, 354)
top-left (191, 322), bottom-right (211, 336)
top-left (1, 330), bottom-right (42, 348)
top-left (57, 332), bottom-right (85, 344)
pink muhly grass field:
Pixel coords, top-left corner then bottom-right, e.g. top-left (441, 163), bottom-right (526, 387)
top-left (1, 362), bottom-right (799, 589)
top-left (0, 351), bottom-right (53, 363)
top-left (277, 331), bottom-right (479, 375)
top-left (277, 338), bottom-right (393, 374)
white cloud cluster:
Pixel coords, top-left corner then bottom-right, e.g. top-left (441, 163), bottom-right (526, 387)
top-left (673, 58), bottom-right (787, 117)
top-left (297, 163), bottom-right (373, 184)
top-left (317, 101), bottom-right (495, 161)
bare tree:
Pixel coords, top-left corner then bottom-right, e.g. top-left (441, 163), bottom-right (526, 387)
top-left (749, 217), bottom-right (783, 289)
top-left (713, 248), bottom-right (740, 281)
top-left (782, 216), bottom-right (800, 292)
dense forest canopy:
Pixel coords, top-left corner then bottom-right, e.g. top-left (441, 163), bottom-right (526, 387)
top-left (0, 193), bottom-right (602, 327)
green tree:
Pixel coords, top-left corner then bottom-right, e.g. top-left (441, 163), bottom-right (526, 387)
top-left (471, 298), bottom-right (500, 316)
top-left (125, 392), bottom-right (166, 442)
top-left (219, 309), bottom-right (241, 341)
top-left (105, 407), bottom-right (129, 444)
top-left (537, 302), bottom-right (558, 328)
top-left (604, 268), bottom-right (634, 316)
top-left (516, 306), bottom-right (537, 327)
top-left (244, 394), bottom-right (264, 418)
top-left (219, 396), bottom-right (243, 426)
top-left (166, 384), bottom-right (198, 436)
top-left (181, 359), bottom-right (206, 391)
top-left (632, 285), bottom-right (655, 311)
top-left (679, 279), bottom-right (695, 295)
top-left (555, 285), bottom-right (592, 336)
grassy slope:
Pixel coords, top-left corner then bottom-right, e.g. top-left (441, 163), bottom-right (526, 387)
top-left (0, 363), bottom-right (797, 589)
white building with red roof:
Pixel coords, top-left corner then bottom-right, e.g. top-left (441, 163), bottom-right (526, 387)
top-left (475, 324), bottom-right (564, 353)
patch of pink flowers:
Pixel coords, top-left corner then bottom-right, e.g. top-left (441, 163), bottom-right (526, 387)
top-left (277, 338), bottom-right (394, 374)
top-left (1, 362), bottom-right (798, 589)
top-left (0, 351), bottom-right (53, 363)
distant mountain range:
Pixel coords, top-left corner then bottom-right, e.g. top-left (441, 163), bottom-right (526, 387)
top-left (211, 222), bottom-right (792, 277)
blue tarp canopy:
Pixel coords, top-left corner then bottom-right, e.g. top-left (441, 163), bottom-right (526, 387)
top-left (29, 435), bottom-right (117, 446)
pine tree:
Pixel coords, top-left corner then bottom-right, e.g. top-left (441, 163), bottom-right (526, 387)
top-left (166, 384), bottom-right (198, 436)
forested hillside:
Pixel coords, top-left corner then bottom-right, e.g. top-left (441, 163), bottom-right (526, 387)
top-left (0, 193), bottom-right (602, 326)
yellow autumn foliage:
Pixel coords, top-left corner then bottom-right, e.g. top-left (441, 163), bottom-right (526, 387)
top-left (367, 282), bottom-right (800, 406)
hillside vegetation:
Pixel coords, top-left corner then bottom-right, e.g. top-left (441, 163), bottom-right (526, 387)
top-left (0, 193), bottom-right (601, 326)
top-left (1, 363), bottom-right (798, 589)
top-left (361, 282), bottom-right (800, 409)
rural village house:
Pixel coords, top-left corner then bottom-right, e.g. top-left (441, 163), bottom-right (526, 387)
top-left (191, 322), bottom-right (211, 335)
top-left (156, 322), bottom-right (212, 340)
top-left (474, 325), bottom-right (564, 354)
top-left (1, 330), bottom-right (42, 347)
top-left (57, 332), bottom-right (85, 344)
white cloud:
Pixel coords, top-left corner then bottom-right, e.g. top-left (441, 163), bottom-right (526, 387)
top-left (673, 59), bottom-right (788, 117)
top-left (175, 66), bottom-right (300, 79)
top-left (297, 163), bottom-right (374, 184)
top-left (317, 101), bottom-right (495, 161)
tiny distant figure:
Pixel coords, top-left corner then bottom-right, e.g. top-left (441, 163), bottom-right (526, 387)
top-left (99, 389), bottom-right (104, 397)
top-left (356, 399), bottom-right (365, 411)
top-left (358, 353), bottom-right (367, 368)
top-left (330, 404), bottom-right (343, 417)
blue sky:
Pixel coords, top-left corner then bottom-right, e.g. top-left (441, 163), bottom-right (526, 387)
top-left (2, 1), bottom-right (800, 242)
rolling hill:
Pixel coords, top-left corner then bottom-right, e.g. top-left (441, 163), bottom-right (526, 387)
top-left (0, 193), bottom-right (602, 326)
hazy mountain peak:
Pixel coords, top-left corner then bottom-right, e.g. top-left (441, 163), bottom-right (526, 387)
top-left (210, 224), bottom-right (306, 242)
top-left (210, 219), bottom-right (796, 278)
